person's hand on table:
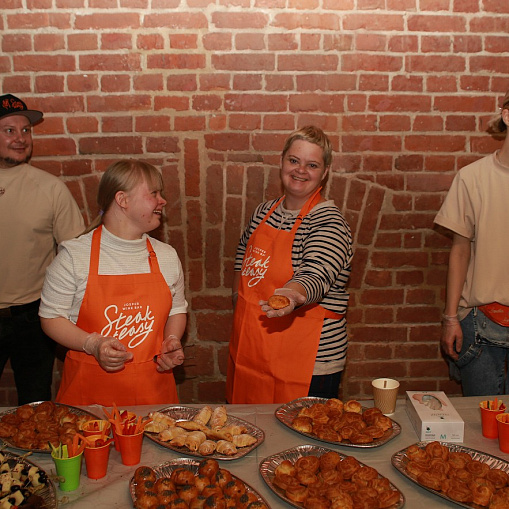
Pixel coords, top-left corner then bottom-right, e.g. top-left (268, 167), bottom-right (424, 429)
top-left (260, 287), bottom-right (306, 318)
top-left (155, 335), bottom-right (185, 372)
top-left (83, 332), bottom-right (133, 372)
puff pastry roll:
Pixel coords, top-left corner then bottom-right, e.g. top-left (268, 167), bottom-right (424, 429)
top-left (169, 433), bottom-right (189, 447)
top-left (198, 439), bottom-right (217, 456)
top-left (221, 424), bottom-right (248, 436)
top-left (209, 405), bottom-right (227, 430)
top-left (216, 439), bottom-right (237, 456)
top-left (158, 426), bottom-right (187, 442)
top-left (193, 406), bottom-right (213, 426)
top-left (232, 433), bottom-right (257, 448)
top-left (204, 428), bottom-right (232, 442)
top-left (184, 431), bottom-right (207, 451)
top-left (176, 420), bottom-right (207, 432)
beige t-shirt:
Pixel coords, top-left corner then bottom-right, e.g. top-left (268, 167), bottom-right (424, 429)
top-left (0, 163), bottom-right (84, 308)
top-left (434, 152), bottom-right (509, 316)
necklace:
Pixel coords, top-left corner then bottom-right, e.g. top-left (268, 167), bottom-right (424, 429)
top-left (0, 187), bottom-right (4, 196)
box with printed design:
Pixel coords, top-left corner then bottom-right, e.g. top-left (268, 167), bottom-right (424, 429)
top-left (405, 391), bottom-right (464, 442)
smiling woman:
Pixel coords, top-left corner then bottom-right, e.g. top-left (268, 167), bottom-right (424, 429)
top-left (39, 160), bottom-right (188, 406)
top-left (226, 126), bottom-right (353, 404)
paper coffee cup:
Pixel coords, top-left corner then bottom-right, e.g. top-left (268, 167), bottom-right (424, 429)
top-left (372, 378), bottom-right (400, 415)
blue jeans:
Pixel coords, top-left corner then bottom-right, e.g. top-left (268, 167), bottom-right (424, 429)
top-left (0, 301), bottom-right (56, 405)
top-left (456, 308), bottom-right (509, 396)
top-left (308, 371), bottom-right (342, 399)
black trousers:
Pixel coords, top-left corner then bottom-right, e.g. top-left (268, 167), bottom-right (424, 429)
top-left (0, 300), bottom-right (56, 405)
top-left (308, 371), bottom-right (343, 399)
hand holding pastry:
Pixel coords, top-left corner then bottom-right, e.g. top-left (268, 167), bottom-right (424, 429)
top-left (260, 287), bottom-right (306, 318)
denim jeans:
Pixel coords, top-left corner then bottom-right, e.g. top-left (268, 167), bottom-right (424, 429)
top-left (456, 308), bottom-right (509, 396)
top-left (0, 301), bottom-right (56, 405)
top-left (308, 371), bottom-right (342, 399)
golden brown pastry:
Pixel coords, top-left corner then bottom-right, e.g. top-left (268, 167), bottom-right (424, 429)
top-left (198, 439), bottom-right (217, 456)
top-left (267, 294), bottom-right (290, 309)
top-left (177, 420), bottom-right (208, 431)
top-left (184, 430), bottom-right (207, 451)
top-left (158, 426), bottom-right (187, 442)
top-left (209, 405), bottom-right (227, 429)
top-left (232, 433), bottom-right (257, 448)
top-left (216, 439), bottom-right (237, 456)
top-left (344, 400), bottom-right (362, 413)
top-left (192, 405), bottom-right (213, 426)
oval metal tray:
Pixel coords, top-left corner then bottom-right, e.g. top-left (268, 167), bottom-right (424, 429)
top-left (130, 458), bottom-right (271, 507)
top-left (260, 444), bottom-right (404, 509)
top-left (0, 402), bottom-right (100, 454)
top-left (143, 404), bottom-right (265, 460)
top-left (392, 441), bottom-right (509, 509)
top-left (275, 396), bottom-right (401, 448)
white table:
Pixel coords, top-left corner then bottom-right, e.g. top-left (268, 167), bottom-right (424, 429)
top-left (3, 396), bottom-right (506, 508)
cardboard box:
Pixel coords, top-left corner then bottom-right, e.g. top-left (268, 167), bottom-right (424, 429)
top-left (406, 391), bottom-right (464, 442)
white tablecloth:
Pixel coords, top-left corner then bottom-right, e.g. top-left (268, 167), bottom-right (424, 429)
top-left (2, 396), bottom-right (507, 508)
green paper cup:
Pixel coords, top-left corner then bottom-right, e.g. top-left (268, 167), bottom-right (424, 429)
top-left (116, 431), bottom-right (144, 466)
top-left (84, 435), bottom-right (112, 479)
top-left (51, 451), bottom-right (83, 492)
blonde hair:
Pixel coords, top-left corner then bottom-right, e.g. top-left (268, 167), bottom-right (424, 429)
top-left (85, 159), bottom-right (164, 233)
top-left (281, 125), bottom-right (333, 168)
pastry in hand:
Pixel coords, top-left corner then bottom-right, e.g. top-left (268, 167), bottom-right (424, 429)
top-left (267, 295), bottom-right (290, 309)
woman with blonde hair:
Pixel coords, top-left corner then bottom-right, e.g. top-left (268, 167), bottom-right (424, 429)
top-left (227, 126), bottom-right (353, 404)
top-left (40, 160), bottom-right (187, 405)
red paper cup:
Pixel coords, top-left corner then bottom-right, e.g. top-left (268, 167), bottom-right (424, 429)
top-left (116, 431), bottom-right (144, 466)
top-left (496, 414), bottom-right (509, 452)
top-left (480, 402), bottom-right (505, 439)
top-left (82, 420), bottom-right (111, 438)
top-left (84, 435), bottom-right (111, 480)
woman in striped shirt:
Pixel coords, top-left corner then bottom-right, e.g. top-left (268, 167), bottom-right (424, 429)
top-left (226, 126), bottom-right (353, 404)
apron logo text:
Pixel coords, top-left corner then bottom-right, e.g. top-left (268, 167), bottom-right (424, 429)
top-left (241, 245), bottom-right (271, 287)
top-left (101, 304), bottom-right (155, 348)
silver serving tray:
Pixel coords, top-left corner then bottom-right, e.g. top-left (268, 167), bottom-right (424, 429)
top-left (275, 396), bottom-right (401, 448)
top-left (130, 458), bottom-right (271, 507)
top-left (260, 444), bottom-right (405, 509)
top-left (0, 449), bottom-right (58, 508)
top-left (0, 402), bottom-right (100, 454)
top-left (392, 442), bottom-right (509, 509)
top-left (144, 405), bottom-right (265, 460)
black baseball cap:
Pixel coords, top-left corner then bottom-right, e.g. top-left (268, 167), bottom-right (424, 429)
top-left (0, 94), bottom-right (43, 125)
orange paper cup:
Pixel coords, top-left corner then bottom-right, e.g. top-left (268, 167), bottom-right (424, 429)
top-left (116, 431), bottom-right (144, 466)
top-left (82, 419), bottom-right (112, 438)
top-left (112, 411), bottom-right (137, 451)
top-left (480, 401), bottom-right (505, 439)
top-left (496, 413), bottom-right (509, 453)
top-left (84, 435), bottom-right (112, 480)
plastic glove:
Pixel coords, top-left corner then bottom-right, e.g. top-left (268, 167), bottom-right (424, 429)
top-left (259, 287), bottom-right (306, 318)
top-left (412, 393), bottom-right (446, 410)
top-left (156, 335), bottom-right (185, 372)
top-left (83, 332), bottom-right (133, 373)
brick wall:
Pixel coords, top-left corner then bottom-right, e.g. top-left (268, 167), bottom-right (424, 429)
top-left (1, 0), bottom-right (508, 405)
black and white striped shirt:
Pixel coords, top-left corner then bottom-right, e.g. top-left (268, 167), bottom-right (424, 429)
top-left (235, 199), bottom-right (353, 375)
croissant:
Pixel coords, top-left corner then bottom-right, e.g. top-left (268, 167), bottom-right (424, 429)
top-left (216, 439), bottom-right (237, 456)
top-left (158, 426), bottom-right (187, 442)
top-left (232, 433), bottom-right (257, 448)
top-left (209, 405), bottom-right (227, 430)
top-left (198, 439), bottom-right (217, 456)
top-left (170, 433), bottom-right (189, 447)
top-left (220, 424), bottom-right (247, 436)
top-left (184, 431), bottom-right (207, 451)
top-left (193, 406), bottom-right (213, 426)
top-left (176, 420), bottom-right (207, 432)
top-left (204, 428), bottom-right (233, 442)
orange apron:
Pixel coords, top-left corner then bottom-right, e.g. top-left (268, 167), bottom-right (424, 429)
top-left (226, 188), bottom-right (343, 404)
top-left (56, 225), bottom-right (179, 406)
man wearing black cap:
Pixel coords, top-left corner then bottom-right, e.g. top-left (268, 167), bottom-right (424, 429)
top-left (0, 94), bottom-right (84, 405)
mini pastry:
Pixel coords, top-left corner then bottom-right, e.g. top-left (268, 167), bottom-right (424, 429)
top-left (267, 295), bottom-right (290, 309)
top-left (193, 406), bottom-right (213, 427)
top-left (232, 433), bottom-right (257, 448)
top-left (209, 406), bottom-right (227, 430)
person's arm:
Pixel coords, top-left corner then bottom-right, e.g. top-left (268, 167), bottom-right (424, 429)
top-left (155, 312), bottom-right (187, 372)
top-left (41, 316), bottom-right (133, 371)
top-left (441, 233), bottom-right (471, 359)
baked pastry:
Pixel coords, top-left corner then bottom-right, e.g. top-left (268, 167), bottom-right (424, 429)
top-left (268, 295), bottom-right (290, 309)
